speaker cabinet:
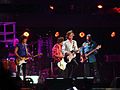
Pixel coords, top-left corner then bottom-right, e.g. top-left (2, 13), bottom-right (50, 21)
top-left (74, 77), bottom-right (94, 89)
top-left (111, 77), bottom-right (120, 88)
top-left (45, 78), bottom-right (73, 90)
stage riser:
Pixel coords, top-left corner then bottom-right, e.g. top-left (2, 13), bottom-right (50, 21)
top-left (44, 78), bottom-right (94, 90)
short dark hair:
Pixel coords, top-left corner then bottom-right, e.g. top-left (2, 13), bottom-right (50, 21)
top-left (57, 37), bottom-right (64, 43)
top-left (19, 35), bottom-right (28, 43)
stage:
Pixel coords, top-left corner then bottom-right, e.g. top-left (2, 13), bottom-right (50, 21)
top-left (11, 75), bottom-right (120, 90)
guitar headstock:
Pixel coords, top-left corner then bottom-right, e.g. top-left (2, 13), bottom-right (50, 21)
top-left (96, 45), bottom-right (101, 50)
top-left (33, 53), bottom-right (43, 57)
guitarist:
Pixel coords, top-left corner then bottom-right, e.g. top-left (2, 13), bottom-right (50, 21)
top-left (52, 37), bottom-right (65, 77)
top-left (14, 35), bottom-right (31, 81)
top-left (80, 34), bottom-right (100, 83)
top-left (62, 30), bottom-right (79, 78)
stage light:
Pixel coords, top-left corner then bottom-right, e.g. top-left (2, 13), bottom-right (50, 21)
top-left (73, 86), bottom-right (78, 90)
top-left (23, 32), bottom-right (29, 37)
top-left (97, 4), bottom-right (103, 9)
top-left (55, 32), bottom-right (59, 37)
top-left (49, 5), bottom-right (54, 10)
top-left (79, 32), bottom-right (85, 38)
top-left (111, 32), bottom-right (116, 37)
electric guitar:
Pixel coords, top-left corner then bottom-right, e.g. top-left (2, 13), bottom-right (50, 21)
top-left (80, 45), bottom-right (101, 63)
top-left (57, 47), bottom-right (81, 70)
top-left (64, 47), bottom-right (82, 63)
top-left (16, 53), bottom-right (43, 66)
top-left (57, 58), bottom-right (67, 70)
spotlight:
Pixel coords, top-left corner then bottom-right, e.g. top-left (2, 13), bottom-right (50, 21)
top-left (72, 86), bottom-right (78, 90)
top-left (23, 32), bottom-right (29, 37)
top-left (55, 32), bottom-right (59, 37)
top-left (49, 5), bottom-right (54, 10)
top-left (97, 4), bottom-right (103, 9)
top-left (79, 32), bottom-right (85, 38)
top-left (111, 32), bottom-right (116, 37)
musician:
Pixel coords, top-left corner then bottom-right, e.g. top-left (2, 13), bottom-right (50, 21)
top-left (62, 30), bottom-right (79, 78)
top-left (14, 35), bottom-right (30, 81)
top-left (80, 34), bottom-right (100, 83)
top-left (52, 37), bottom-right (65, 77)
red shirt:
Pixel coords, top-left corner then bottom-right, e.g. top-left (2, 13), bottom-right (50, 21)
top-left (52, 43), bottom-right (63, 62)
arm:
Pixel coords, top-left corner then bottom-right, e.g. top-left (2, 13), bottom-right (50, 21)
top-left (73, 40), bottom-right (79, 53)
top-left (54, 54), bottom-right (64, 59)
top-left (62, 41), bottom-right (68, 55)
top-left (24, 44), bottom-right (31, 57)
top-left (26, 47), bottom-right (31, 57)
top-left (80, 42), bottom-right (85, 55)
top-left (52, 44), bottom-right (64, 61)
top-left (53, 47), bottom-right (64, 58)
top-left (14, 46), bottom-right (21, 59)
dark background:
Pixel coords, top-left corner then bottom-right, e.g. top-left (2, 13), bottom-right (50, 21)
top-left (0, 0), bottom-right (120, 55)
top-left (0, 0), bottom-right (120, 87)
top-left (0, 1), bottom-right (120, 63)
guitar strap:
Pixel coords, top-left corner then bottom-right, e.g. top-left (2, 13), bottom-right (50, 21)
top-left (72, 41), bottom-right (79, 65)
top-left (72, 40), bottom-right (75, 51)
top-left (24, 44), bottom-right (29, 56)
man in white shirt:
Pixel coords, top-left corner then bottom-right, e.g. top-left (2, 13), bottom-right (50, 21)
top-left (62, 30), bottom-right (79, 78)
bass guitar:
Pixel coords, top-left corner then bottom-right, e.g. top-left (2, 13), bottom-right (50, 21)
top-left (80, 45), bottom-right (101, 63)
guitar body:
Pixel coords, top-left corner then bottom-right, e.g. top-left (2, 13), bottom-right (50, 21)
top-left (80, 54), bottom-right (88, 63)
top-left (57, 58), bottom-right (67, 70)
top-left (16, 53), bottom-right (43, 66)
top-left (57, 48), bottom-right (81, 70)
top-left (16, 57), bottom-right (28, 66)
top-left (64, 51), bottom-right (77, 63)
top-left (57, 51), bottom-right (76, 70)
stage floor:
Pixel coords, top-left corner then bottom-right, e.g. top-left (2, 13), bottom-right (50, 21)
top-left (14, 76), bottom-right (120, 90)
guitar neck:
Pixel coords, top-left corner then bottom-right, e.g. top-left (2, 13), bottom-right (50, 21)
top-left (72, 47), bottom-right (82, 53)
top-left (33, 55), bottom-right (38, 57)
top-left (33, 53), bottom-right (42, 57)
top-left (86, 48), bottom-right (97, 57)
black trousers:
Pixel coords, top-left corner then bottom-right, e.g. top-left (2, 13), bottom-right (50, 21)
top-left (53, 58), bottom-right (79, 78)
top-left (53, 61), bottom-right (68, 78)
top-left (66, 58), bottom-right (79, 78)
top-left (84, 62), bottom-right (100, 82)
top-left (16, 63), bottom-right (26, 80)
